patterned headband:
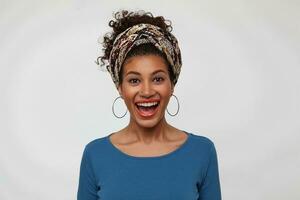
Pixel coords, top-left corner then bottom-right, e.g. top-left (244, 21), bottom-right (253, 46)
top-left (108, 23), bottom-right (182, 88)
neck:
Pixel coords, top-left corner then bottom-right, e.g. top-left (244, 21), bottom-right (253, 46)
top-left (124, 116), bottom-right (174, 144)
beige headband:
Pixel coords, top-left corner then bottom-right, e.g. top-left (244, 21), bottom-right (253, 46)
top-left (108, 23), bottom-right (182, 88)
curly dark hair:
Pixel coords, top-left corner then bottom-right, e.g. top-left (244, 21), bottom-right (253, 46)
top-left (96, 10), bottom-right (176, 84)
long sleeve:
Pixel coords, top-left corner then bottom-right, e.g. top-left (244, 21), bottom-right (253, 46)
top-left (77, 146), bottom-right (99, 200)
top-left (197, 143), bottom-right (222, 200)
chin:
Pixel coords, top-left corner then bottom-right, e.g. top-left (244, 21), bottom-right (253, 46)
top-left (135, 118), bottom-right (162, 129)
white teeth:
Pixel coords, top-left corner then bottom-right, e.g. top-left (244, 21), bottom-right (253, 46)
top-left (136, 102), bottom-right (159, 107)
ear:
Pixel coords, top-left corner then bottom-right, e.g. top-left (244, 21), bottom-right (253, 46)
top-left (117, 85), bottom-right (123, 98)
top-left (171, 84), bottom-right (175, 95)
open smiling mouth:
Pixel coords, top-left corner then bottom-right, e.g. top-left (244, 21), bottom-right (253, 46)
top-left (135, 101), bottom-right (160, 117)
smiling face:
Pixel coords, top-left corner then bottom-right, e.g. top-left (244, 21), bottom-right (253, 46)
top-left (118, 54), bottom-right (174, 129)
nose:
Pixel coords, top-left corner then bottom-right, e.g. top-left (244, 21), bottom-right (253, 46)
top-left (140, 81), bottom-right (155, 97)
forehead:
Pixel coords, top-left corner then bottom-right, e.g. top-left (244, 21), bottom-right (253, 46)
top-left (122, 54), bottom-right (168, 75)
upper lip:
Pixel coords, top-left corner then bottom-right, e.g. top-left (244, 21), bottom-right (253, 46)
top-left (135, 99), bottom-right (160, 104)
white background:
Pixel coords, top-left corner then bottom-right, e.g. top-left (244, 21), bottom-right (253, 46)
top-left (1, 0), bottom-right (299, 199)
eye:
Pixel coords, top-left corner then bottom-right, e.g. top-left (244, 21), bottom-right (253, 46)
top-left (128, 78), bottom-right (140, 85)
top-left (153, 77), bottom-right (164, 83)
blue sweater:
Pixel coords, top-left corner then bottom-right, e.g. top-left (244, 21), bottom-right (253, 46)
top-left (77, 131), bottom-right (222, 200)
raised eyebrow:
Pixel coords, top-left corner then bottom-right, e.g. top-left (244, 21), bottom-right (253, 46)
top-left (125, 71), bottom-right (140, 76)
top-left (125, 69), bottom-right (167, 76)
top-left (152, 69), bottom-right (167, 75)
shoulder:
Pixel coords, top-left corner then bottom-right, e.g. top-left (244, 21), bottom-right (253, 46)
top-left (188, 132), bottom-right (217, 154)
top-left (189, 132), bottom-right (215, 147)
top-left (187, 132), bottom-right (219, 163)
top-left (82, 135), bottom-right (109, 157)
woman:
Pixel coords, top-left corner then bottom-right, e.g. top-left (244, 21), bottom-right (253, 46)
top-left (77, 10), bottom-right (222, 200)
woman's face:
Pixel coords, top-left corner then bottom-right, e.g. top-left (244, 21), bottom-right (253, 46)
top-left (118, 54), bottom-right (174, 128)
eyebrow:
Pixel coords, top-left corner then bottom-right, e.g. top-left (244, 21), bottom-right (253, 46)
top-left (125, 69), bottom-right (167, 77)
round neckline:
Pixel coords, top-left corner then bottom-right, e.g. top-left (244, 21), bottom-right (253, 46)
top-left (106, 131), bottom-right (191, 160)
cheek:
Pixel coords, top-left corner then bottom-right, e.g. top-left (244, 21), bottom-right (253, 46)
top-left (156, 88), bottom-right (172, 106)
top-left (121, 89), bottom-right (137, 107)
top-left (159, 84), bottom-right (173, 97)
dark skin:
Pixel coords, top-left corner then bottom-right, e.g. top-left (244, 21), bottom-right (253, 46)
top-left (109, 54), bottom-right (188, 157)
